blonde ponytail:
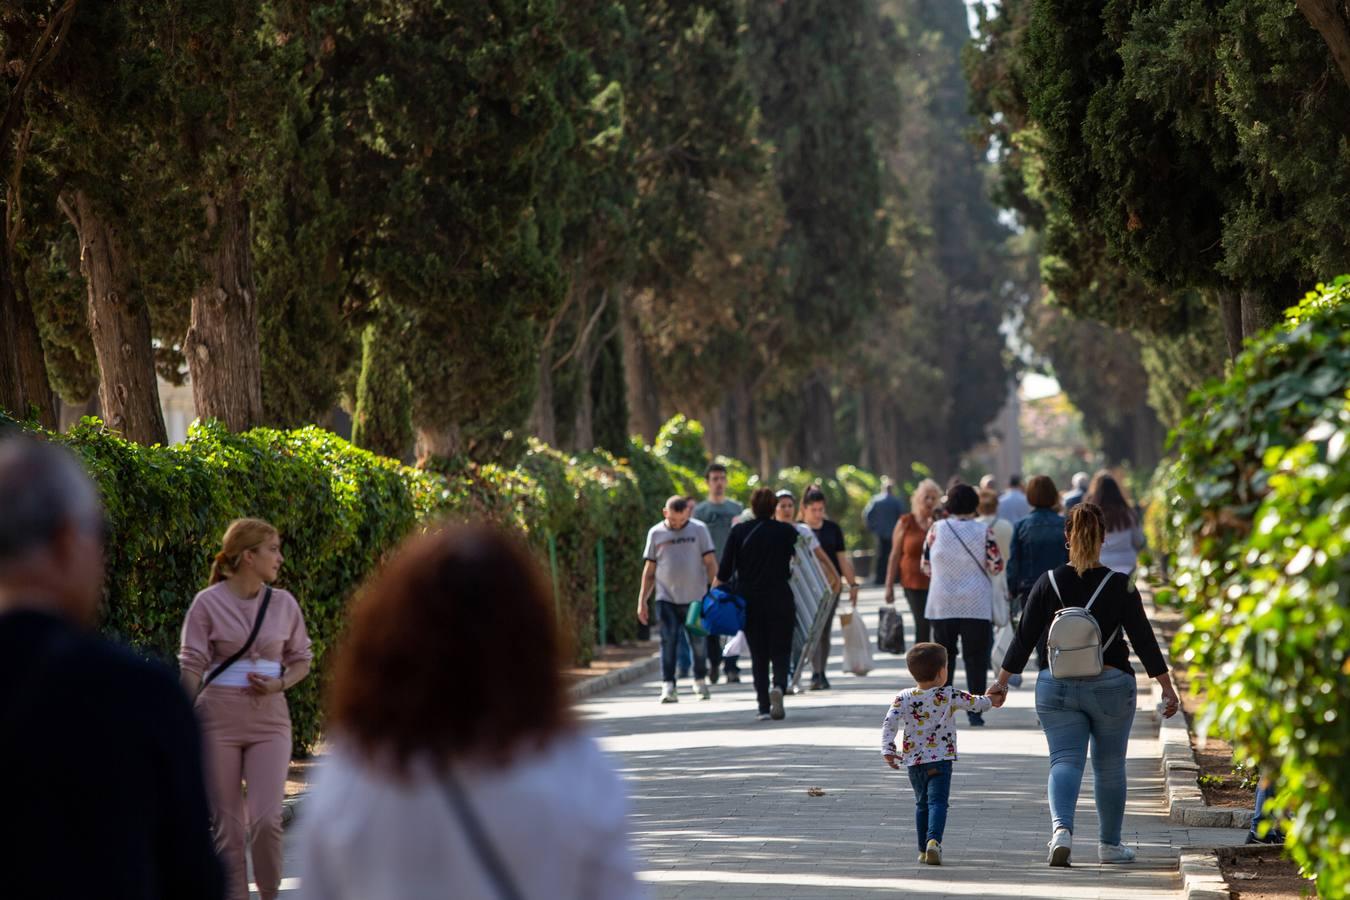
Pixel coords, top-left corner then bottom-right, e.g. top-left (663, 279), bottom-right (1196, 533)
top-left (210, 518), bottom-right (279, 583)
top-left (1065, 503), bottom-right (1105, 575)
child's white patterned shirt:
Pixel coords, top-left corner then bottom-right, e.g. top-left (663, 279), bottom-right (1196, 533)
top-left (881, 686), bottom-right (992, 766)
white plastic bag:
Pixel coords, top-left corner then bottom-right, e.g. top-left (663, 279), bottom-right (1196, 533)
top-left (724, 630), bottom-right (749, 658)
top-left (841, 609), bottom-right (874, 675)
top-left (991, 572), bottom-right (1011, 628)
top-left (992, 622), bottom-right (1015, 670)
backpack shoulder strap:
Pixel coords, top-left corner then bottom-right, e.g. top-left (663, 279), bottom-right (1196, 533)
top-left (1047, 570), bottom-right (1064, 609)
top-left (1083, 571), bottom-right (1115, 612)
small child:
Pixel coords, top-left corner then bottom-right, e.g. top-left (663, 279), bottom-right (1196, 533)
top-left (881, 642), bottom-right (1004, 865)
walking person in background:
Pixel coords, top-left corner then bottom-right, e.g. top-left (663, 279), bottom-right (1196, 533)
top-left (638, 496), bottom-right (717, 703)
top-left (717, 488), bottom-right (803, 721)
top-left (775, 490), bottom-right (842, 596)
top-left (863, 478), bottom-right (904, 585)
top-left (997, 474), bottom-right (1032, 525)
top-left (0, 437), bottom-right (225, 900)
top-left (299, 525), bottom-right (644, 900)
top-left (1062, 472), bottom-right (1090, 511)
top-left (1086, 472), bottom-right (1147, 578)
top-left (800, 486), bottom-right (860, 690)
top-left (977, 488), bottom-right (1014, 670)
top-left (989, 503), bottom-right (1180, 867)
top-left (884, 478), bottom-right (942, 644)
top-left (180, 518), bottom-right (313, 900)
top-left (1006, 475), bottom-right (1069, 676)
top-left (921, 484), bottom-right (1004, 725)
top-left (695, 463), bottom-right (744, 683)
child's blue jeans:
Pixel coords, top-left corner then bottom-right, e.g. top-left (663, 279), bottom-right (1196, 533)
top-left (907, 759), bottom-right (952, 851)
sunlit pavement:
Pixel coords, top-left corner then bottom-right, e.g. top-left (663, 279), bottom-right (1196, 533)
top-left (261, 585), bottom-right (1239, 899)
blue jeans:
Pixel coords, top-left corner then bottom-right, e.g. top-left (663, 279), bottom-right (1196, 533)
top-left (907, 760), bottom-right (953, 851)
top-left (656, 600), bottom-right (706, 683)
top-left (1036, 668), bottom-right (1136, 844)
top-left (1250, 782), bottom-right (1284, 842)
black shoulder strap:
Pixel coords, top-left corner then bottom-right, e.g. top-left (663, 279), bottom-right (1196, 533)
top-left (441, 768), bottom-right (526, 900)
top-left (200, 586), bottom-right (272, 691)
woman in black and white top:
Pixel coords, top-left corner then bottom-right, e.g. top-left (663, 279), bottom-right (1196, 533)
top-left (920, 484), bottom-right (1004, 725)
top-left (988, 503), bottom-right (1180, 868)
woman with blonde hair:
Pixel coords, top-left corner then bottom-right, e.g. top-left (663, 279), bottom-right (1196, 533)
top-left (883, 478), bottom-right (942, 644)
top-left (179, 518), bottom-right (312, 900)
top-left (989, 503), bottom-right (1179, 868)
top-left (298, 524), bottom-right (643, 898)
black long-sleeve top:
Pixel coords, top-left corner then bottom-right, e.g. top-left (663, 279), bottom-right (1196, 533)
top-left (1000, 565), bottom-right (1170, 677)
top-left (717, 518), bottom-right (799, 599)
top-left (0, 609), bottom-right (226, 900)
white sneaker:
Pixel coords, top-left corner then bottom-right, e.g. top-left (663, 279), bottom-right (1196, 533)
top-left (917, 852), bottom-right (926, 863)
top-left (1047, 828), bottom-right (1072, 867)
top-left (1098, 843), bottom-right (1136, 864)
top-left (694, 678), bottom-right (711, 700)
top-left (924, 839), bottom-right (942, 865)
top-left (769, 687), bottom-right (785, 720)
top-left (660, 682), bottom-right (678, 704)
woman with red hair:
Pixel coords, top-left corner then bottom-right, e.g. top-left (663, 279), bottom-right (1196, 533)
top-left (298, 524), bottom-right (643, 899)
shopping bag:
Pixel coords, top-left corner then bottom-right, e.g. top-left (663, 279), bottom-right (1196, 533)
top-left (700, 586), bottom-right (747, 636)
top-left (841, 610), bottom-right (874, 675)
top-left (684, 599), bottom-right (708, 638)
top-left (724, 630), bottom-right (748, 657)
top-left (877, 605), bottom-right (906, 655)
top-left (991, 573), bottom-right (1011, 628)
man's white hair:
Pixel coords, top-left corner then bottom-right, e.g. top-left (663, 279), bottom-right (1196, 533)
top-left (1072, 471), bottom-right (1090, 490)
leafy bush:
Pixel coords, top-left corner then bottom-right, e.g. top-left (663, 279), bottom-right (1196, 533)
top-left (653, 414), bottom-right (710, 473)
top-left (1170, 278), bottom-right (1350, 897)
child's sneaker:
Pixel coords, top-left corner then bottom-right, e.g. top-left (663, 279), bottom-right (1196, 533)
top-left (924, 839), bottom-right (942, 865)
top-left (1047, 828), bottom-right (1072, 867)
top-left (660, 682), bottom-right (678, 704)
top-left (1097, 842), bottom-right (1136, 864)
top-left (694, 678), bottom-right (711, 700)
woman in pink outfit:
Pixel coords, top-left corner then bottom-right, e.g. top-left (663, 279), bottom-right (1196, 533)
top-left (179, 518), bottom-right (313, 900)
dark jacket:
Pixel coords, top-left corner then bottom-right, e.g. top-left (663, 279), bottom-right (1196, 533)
top-left (718, 518), bottom-right (799, 600)
top-left (0, 610), bottom-right (226, 900)
top-left (1007, 508), bottom-right (1068, 597)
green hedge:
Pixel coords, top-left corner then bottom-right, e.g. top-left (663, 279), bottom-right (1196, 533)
top-left (1167, 277), bottom-right (1350, 897)
top-left (0, 409), bottom-right (886, 756)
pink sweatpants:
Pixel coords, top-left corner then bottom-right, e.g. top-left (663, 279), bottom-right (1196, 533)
top-left (196, 688), bottom-right (292, 900)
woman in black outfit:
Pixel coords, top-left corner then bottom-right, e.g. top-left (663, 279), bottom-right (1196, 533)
top-left (716, 487), bottom-right (801, 721)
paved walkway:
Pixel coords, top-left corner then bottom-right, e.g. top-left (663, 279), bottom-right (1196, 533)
top-left (260, 586), bottom-right (1236, 898)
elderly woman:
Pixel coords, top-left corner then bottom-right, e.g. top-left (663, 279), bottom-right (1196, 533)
top-left (299, 525), bottom-right (643, 899)
top-left (920, 484), bottom-right (1004, 725)
top-left (884, 478), bottom-right (942, 644)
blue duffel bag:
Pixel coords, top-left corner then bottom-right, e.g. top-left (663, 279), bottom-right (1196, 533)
top-left (701, 585), bottom-right (747, 636)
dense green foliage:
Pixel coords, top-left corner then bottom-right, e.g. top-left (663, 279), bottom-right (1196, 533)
top-left (1165, 279), bottom-right (1350, 896)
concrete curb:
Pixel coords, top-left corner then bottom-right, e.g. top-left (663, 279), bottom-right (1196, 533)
top-left (1179, 847), bottom-right (1233, 900)
top-left (569, 652), bottom-right (660, 701)
top-left (282, 650), bottom-right (660, 829)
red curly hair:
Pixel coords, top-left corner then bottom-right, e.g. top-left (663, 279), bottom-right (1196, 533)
top-left (328, 524), bottom-right (575, 774)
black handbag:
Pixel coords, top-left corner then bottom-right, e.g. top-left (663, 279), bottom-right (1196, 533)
top-left (878, 605), bottom-right (906, 655)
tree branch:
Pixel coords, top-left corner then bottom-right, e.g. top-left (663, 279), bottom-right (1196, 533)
top-left (1297, 0), bottom-right (1350, 89)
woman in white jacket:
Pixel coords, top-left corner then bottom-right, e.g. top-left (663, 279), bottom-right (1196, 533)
top-left (299, 525), bottom-right (645, 900)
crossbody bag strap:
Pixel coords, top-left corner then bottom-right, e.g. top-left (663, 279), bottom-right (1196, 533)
top-left (199, 586), bottom-right (273, 693)
top-left (441, 768), bottom-right (526, 900)
top-left (948, 521), bottom-right (994, 583)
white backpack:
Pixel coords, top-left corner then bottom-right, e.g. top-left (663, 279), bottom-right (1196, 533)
top-left (1045, 570), bottom-right (1118, 679)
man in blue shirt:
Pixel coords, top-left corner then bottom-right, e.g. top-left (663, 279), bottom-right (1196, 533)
top-left (997, 474), bottom-right (1033, 524)
top-left (863, 478), bottom-right (904, 585)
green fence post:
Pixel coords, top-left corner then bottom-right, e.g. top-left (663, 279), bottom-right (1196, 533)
top-left (596, 539), bottom-right (607, 647)
top-left (547, 531), bottom-right (561, 622)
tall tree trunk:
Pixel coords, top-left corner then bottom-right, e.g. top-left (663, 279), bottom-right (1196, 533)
top-left (529, 350), bottom-right (557, 446)
top-left (619, 291), bottom-right (660, 443)
top-left (352, 317), bottom-right (413, 461)
top-left (184, 188), bottom-right (263, 431)
top-left (415, 424), bottom-right (462, 466)
top-left (1297, 0), bottom-right (1350, 89)
top-left (64, 191), bottom-right (166, 445)
top-left (0, 258), bottom-right (56, 427)
top-left (1216, 288), bottom-right (1244, 359)
top-left (1240, 287), bottom-right (1284, 343)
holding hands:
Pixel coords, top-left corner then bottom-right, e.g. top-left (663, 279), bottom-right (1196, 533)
top-left (986, 682), bottom-right (1009, 708)
top-left (883, 754), bottom-right (901, 770)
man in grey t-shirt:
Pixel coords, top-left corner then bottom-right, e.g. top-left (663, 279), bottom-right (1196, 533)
top-left (638, 496), bottom-right (717, 703)
top-left (693, 462), bottom-right (743, 682)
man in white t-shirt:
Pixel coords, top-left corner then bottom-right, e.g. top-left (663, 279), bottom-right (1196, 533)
top-left (637, 496), bottom-right (718, 703)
